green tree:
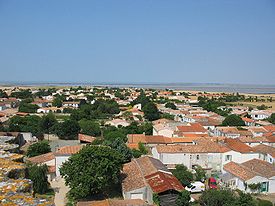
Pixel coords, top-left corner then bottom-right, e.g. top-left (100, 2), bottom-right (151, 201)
top-left (194, 166), bottom-right (206, 181)
top-left (27, 164), bottom-right (50, 194)
top-left (56, 119), bottom-right (80, 140)
top-left (199, 189), bottom-right (237, 206)
top-left (176, 190), bottom-right (191, 206)
top-left (19, 103), bottom-right (39, 113)
top-left (165, 102), bottom-right (177, 110)
top-left (104, 138), bottom-right (132, 163)
top-left (222, 114), bottom-right (245, 126)
top-left (236, 191), bottom-right (256, 206)
top-left (79, 119), bottom-right (101, 137)
top-left (268, 113), bottom-right (275, 124)
top-left (26, 140), bottom-right (51, 157)
top-left (172, 165), bottom-right (193, 186)
top-left (41, 113), bottom-right (58, 134)
top-left (0, 89), bottom-right (8, 98)
top-left (142, 102), bottom-right (160, 121)
top-left (60, 145), bottom-right (123, 200)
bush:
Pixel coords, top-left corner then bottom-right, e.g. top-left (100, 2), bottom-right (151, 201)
top-left (26, 141), bottom-right (51, 157)
top-left (257, 199), bottom-right (273, 206)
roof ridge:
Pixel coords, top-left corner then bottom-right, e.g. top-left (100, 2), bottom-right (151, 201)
top-left (133, 158), bottom-right (148, 187)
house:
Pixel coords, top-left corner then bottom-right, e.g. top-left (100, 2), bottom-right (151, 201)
top-left (105, 119), bottom-right (130, 127)
top-left (152, 140), bottom-right (230, 172)
top-left (242, 117), bottom-right (255, 126)
top-left (26, 152), bottom-right (56, 180)
top-left (214, 127), bottom-right (240, 139)
top-left (250, 110), bottom-right (272, 120)
top-left (174, 123), bottom-right (208, 137)
top-left (31, 99), bottom-right (49, 108)
top-left (238, 136), bottom-right (270, 147)
top-left (122, 156), bottom-right (184, 205)
top-left (55, 145), bottom-right (84, 177)
top-left (153, 122), bottom-right (183, 137)
top-left (253, 144), bottom-right (275, 164)
top-left (247, 126), bottom-right (268, 137)
top-left (78, 133), bottom-right (96, 144)
top-left (37, 107), bottom-right (63, 113)
top-left (62, 101), bottom-right (80, 108)
top-left (222, 159), bottom-right (275, 193)
top-left (221, 138), bottom-right (259, 171)
top-left (0, 103), bottom-right (7, 111)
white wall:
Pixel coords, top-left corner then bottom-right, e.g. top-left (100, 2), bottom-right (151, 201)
top-left (55, 156), bottom-right (69, 177)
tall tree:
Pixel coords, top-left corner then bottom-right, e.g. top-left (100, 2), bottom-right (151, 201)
top-left (26, 140), bottom-right (51, 157)
top-left (60, 145), bottom-right (123, 200)
top-left (27, 164), bottom-right (50, 194)
top-left (172, 165), bottom-right (193, 186)
top-left (222, 114), bottom-right (245, 126)
top-left (142, 102), bottom-right (160, 121)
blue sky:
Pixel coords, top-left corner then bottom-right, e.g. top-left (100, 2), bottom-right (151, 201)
top-left (0, 0), bottom-right (275, 84)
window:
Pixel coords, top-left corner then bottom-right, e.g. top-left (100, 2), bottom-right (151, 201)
top-left (225, 155), bottom-right (232, 161)
top-left (196, 155), bottom-right (200, 160)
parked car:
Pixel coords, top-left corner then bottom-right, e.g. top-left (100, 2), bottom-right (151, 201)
top-left (185, 181), bottom-right (205, 193)
top-left (208, 177), bottom-right (218, 189)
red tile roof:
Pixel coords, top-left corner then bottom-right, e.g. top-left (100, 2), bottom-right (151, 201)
top-left (253, 144), bottom-right (275, 158)
top-left (77, 199), bottom-right (148, 206)
top-left (145, 171), bottom-right (184, 193)
top-left (177, 123), bottom-right (207, 133)
top-left (78, 134), bottom-right (96, 143)
top-left (224, 138), bottom-right (254, 153)
top-left (27, 152), bottom-right (55, 164)
top-left (56, 145), bottom-right (84, 155)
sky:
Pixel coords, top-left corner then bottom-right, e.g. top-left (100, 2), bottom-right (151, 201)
top-left (0, 0), bottom-right (275, 85)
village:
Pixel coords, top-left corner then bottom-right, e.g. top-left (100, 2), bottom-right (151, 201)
top-left (0, 86), bottom-right (275, 206)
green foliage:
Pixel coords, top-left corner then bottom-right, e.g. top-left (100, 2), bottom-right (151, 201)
top-left (236, 191), bottom-right (257, 206)
top-left (27, 164), bottom-right (50, 194)
top-left (198, 97), bottom-right (229, 116)
top-left (56, 119), bottom-right (80, 140)
top-left (222, 114), bottom-right (245, 126)
top-left (142, 102), bottom-right (160, 121)
top-left (199, 189), bottom-right (237, 206)
top-left (131, 90), bottom-right (150, 107)
top-left (10, 89), bottom-right (33, 99)
top-left (131, 143), bottom-right (148, 158)
top-left (26, 140), bottom-right (51, 157)
top-left (34, 88), bottom-right (57, 98)
top-left (257, 199), bottom-right (273, 206)
top-left (248, 183), bottom-right (261, 193)
top-left (153, 193), bottom-right (160, 206)
top-left (104, 130), bottom-right (127, 142)
top-left (52, 95), bottom-right (64, 107)
top-left (41, 113), bottom-right (58, 133)
top-left (194, 166), bottom-right (206, 181)
top-left (267, 113), bottom-right (275, 124)
top-left (172, 165), bottom-right (193, 186)
top-left (104, 138), bottom-right (132, 163)
top-left (19, 103), bottom-right (39, 113)
top-left (8, 115), bottom-right (44, 138)
top-left (79, 119), bottom-right (101, 137)
top-left (161, 113), bottom-right (175, 120)
top-left (60, 145), bottom-right (123, 200)
top-left (71, 99), bottom-right (120, 121)
top-left (165, 102), bottom-right (177, 110)
top-left (0, 89), bottom-right (8, 98)
top-left (257, 104), bottom-right (268, 110)
top-left (176, 190), bottom-right (191, 206)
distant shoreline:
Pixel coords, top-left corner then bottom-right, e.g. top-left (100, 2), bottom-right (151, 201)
top-left (1, 82), bottom-right (275, 94)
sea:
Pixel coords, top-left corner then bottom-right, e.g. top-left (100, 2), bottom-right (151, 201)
top-left (1, 82), bottom-right (275, 94)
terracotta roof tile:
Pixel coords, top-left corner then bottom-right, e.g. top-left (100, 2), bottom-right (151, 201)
top-left (78, 134), bottom-right (96, 143)
top-left (224, 138), bottom-right (254, 153)
top-left (56, 145), bottom-right (84, 155)
top-left (27, 152), bottom-right (55, 164)
top-left (253, 144), bottom-right (275, 158)
top-left (177, 123), bottom-right (207, 133)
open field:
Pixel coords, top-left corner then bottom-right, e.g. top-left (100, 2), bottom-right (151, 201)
top-left (228, 101), bottom-right (275, 111)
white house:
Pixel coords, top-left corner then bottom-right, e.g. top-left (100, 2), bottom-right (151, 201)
top-left (250, 110), bottom-right (272, 121)
top-left (222, 159), bottom-right (275, 193)
top-left (253, 144), bottom-right (275, 165)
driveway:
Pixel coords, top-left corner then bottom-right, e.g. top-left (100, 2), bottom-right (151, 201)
top-left (50, 177), bottom-right (69, 206)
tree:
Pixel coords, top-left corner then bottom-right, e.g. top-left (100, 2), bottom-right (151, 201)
top-left (79, 119), bottom-right (101, 137)
top-left (132, 142), bottom-right (149, 158)
top-left (0, 89), bottom-right (8, 98)
top-left (41, 113), bottom-right (58, 134)
top-left (222, 114), bottom-right (245, 126)
top-left (27, 164), bottom-right (50, 194)
top-left (257, 104), bottom-right (268, 110)
top-left (165, 102), bottom-right (177, 110)
top-left (268, 113), bottom-right (275, 124)
top-left (142, 102), bottom-right (160, 121)
top-left (199, 189), bottom-right (237, 206)
top-left (60, 145), bottom-right (123, 200)
top-left (26, 140), bottom-right (51, 157)
top-left (52, 95), bottom-right (64, 107)
top-left (176, 190), bottom-right (191, 206)
top-left (104, 130), bottom-right (126, 142)
top-left (236, 191), bottom-right (257, 206)
top-left (18, 103), bottom-right (39, 113)
top-left (104, 138), bottom-right (132, 163)
top-left (194, 166), bottom-right (206, 181)
top-left (56, 119), bottom-right (80, 140)
top-left (172, 165), bottom-right (193, 186)
top-left (131, 90), bottom-right (150, 107)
